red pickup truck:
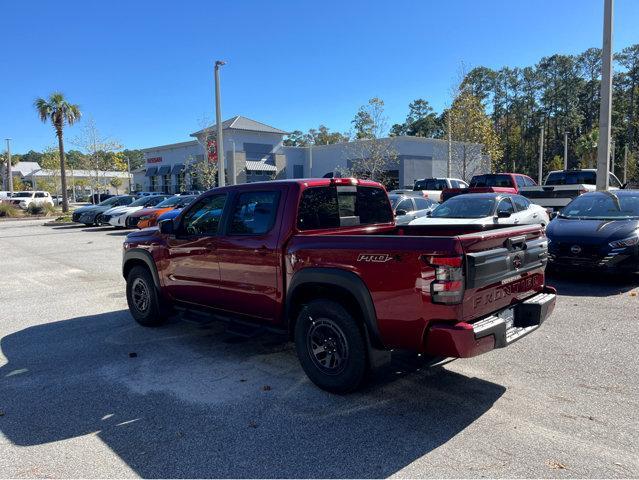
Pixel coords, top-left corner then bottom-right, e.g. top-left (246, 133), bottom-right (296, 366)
top-left (122, 178), bottom-right (555, 393)
top-left (441, 173), bottom-right (537, 202)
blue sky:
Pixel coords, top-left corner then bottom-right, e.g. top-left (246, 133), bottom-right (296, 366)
top-left (2, 0), bottom-right (638, 154)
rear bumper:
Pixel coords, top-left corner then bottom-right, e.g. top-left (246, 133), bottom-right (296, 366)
top-left (424, 286), bottom-right (556, 358)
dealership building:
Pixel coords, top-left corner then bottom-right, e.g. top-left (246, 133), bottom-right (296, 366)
top-left (134, 115), bottom-right (485, 192)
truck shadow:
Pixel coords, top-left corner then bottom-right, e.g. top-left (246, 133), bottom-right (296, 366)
top-left (547, 270), bottom-right (639, 297)
top-left (0, 311), bottom-right (504, 478)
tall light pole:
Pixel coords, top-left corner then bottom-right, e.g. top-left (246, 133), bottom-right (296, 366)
top-left (563, 132), bottom-right (569, 170)
top-left (596, 0), bottom-right (614, 191)
top-left (447, 113), bottom-right (452, 178)
top-left (623, 144), bottom-right (629, 184)
top-left (538, 126), bottom-right (545, 184)
top-left (5, 139), bottom-right (13, 194)
top-left (610, 140), bottom-right (616, 174)
top-left (214, 60), bottom-right (226, 187)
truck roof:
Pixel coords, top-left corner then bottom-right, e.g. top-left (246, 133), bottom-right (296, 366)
top-left (197, 178), bottom-right (385, 192)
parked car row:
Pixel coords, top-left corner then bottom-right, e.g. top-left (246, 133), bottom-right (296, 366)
top-left (70, 193), bottom-right (197, 229)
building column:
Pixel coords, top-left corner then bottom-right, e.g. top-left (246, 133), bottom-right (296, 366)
top-left (235, 151), bottom-right (247, 184)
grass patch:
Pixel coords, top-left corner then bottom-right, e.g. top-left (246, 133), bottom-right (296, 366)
top-left (0, 203), bottom-right (21, 218)
top-left (26, 203), bottom-right (58, 216)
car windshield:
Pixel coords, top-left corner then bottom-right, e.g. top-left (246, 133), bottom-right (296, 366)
top-left (559, 193), bottom-right (639, 219)
top-left (176, 196), bottom-right (196, 207)
top-left (129, 196), bottom-right (155, 207)
top-left (388, 195), bottom-right (402, 209)
top-left (431, 196), bottom-right (496, 219)
top-left (98, 196), bottom-right (119, 206)
top-left (470, 175), bottom-right (513, 188)
top-left (11, 192), bottom-right (32, 197)
top-left (156, 196), bottom-right (181, 208)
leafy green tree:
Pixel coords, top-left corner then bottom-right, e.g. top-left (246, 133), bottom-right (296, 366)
top-left (447, 91), bottom-right (502, 179)
top-left (390, 99), bottom-right (442, 138)
top-left (121, 149), bottom-right (145, 171)
top-left (34, 92), bottom-right (81, 212)
top-left (110, 177), bottom-right (123, 194)
top-left (283, 130), bottom-right (308, 147)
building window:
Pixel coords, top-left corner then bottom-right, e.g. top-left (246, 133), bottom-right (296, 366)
top-left (175, 172), bottom-right (185, 193)
top-left (149, 176), bottom-right (158, 191)
top-left (163, 174), bottom-right (171, 193)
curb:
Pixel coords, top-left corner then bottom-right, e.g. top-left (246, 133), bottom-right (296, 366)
top-left (0, 216), bottom-right (56, 223)
top-left (43, 221), bottom-right (77, 226)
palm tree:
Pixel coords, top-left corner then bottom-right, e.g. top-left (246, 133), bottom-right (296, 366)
top-left (34, 93), bottom-right (81, 212)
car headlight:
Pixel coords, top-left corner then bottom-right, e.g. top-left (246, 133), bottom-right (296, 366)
top-left (139, 215), bottom-right (151, 221)
top-left (609, 235), bottom-right (639, 249)
top-left (112, 211), bottom-right (126, 217)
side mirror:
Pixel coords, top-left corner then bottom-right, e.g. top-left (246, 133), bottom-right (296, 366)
top-left (159, 219), bottom-right (175, 235)
top-left (395, 209), bottom-right (407, 216)
top-left (497, 211), bottom-right (512, 218)
top-left (426, 210), bottom-right (432, 216)
top-left (622, 182), bottom-right (629, 190)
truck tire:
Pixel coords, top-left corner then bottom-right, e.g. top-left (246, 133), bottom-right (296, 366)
top-left (294, 299), bottom-right (367, 393)
top-left (126, 265), bottom-right (169, 327)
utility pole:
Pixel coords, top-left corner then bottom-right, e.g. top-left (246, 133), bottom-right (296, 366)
top-left (126, 154), bottom-right (132, 193)
top-left (563, 132), bottom-right (569, 170)
top-left (214, 60), bottom-right (226, 187)
top-left (5, 139), bottom-right (13, 194)
top-left (596, 0), bottom-right (614, 191)
top-left (623, 144), bottom-right (628, 184)
top-left (538, 126), bottom-right (545, 184)
top-left (447, 114), bottom-right (452, 177)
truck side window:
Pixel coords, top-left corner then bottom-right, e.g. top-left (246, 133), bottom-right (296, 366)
top-left (182, 194), bottom-right (227, 235)
top-left (229, 191), bottom-right (279, 235)
top-left (516, 176), bottom-right (526, 188)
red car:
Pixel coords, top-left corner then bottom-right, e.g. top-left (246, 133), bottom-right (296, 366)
top-left (441, 173), bottom-right (537, 202)
top-left (122, 178), bottom-right (555, 393)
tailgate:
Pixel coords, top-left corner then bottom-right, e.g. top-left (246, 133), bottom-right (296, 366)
top-left (520, 185), bottom-right (585, 200)
top-left (458, 225), bottom-right (548, 322)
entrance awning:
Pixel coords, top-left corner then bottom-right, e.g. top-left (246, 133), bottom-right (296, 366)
top-left (157, 165), bottom-right (171, 176)
top-left (245, 160), bottom-right (277, 172)
top-left (145, 167), bottom-right (158, 177)
top-left (170, 164), bottom-right (185, 175)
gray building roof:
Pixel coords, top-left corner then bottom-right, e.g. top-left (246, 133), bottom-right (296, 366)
top-left (11, 162), bottom-right (41, 177)
top-left (190, 116), bottom-right (289, 137)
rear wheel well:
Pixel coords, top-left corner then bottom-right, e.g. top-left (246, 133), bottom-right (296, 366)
top-left (288, 283), bottom-right (366, 338)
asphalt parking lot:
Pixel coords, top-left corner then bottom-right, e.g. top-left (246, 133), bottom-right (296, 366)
top-left (0, 219), bottom-right (637, 478)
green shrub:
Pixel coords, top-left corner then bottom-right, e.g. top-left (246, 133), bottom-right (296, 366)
top-left (26, 202), bottom-right (57, 216)
top-left (0, 203), bottom-right (21, 218)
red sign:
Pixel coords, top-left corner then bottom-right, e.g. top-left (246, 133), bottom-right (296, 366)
top-left (207, 139), bottom-right (218, 163)
top-left (147, 157), bottom-right (162, 164)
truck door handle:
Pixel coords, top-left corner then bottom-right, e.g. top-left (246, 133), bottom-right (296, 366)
top-left (205, 243), bottom-right (216, 252)
top-left (254, 246), bottom-right (269, 255)
top-left (533, 213), bottom-right (538, 218)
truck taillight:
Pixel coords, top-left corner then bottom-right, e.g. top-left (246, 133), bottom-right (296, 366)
top-left (423, 255), bottom-right (464, 304)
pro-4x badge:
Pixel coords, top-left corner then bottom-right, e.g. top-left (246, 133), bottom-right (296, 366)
top-left (357, 253), bottom-right (394, 263)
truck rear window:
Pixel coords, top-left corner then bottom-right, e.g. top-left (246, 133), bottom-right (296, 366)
top-left (297, 186), bottom-right (393, 230)
top-left (470, 174), bottom-right (513, 188)
top-left (546, 171), bottom-right (596, 185)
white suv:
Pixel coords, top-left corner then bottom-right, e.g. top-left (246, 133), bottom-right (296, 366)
top-left (4, 191), bottom-right (54, 209)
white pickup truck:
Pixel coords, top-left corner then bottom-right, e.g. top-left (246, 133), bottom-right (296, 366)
top-left (519, 169), bottom-right (624, 211)
top-left (413, 177), bottom-right (468, 202)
